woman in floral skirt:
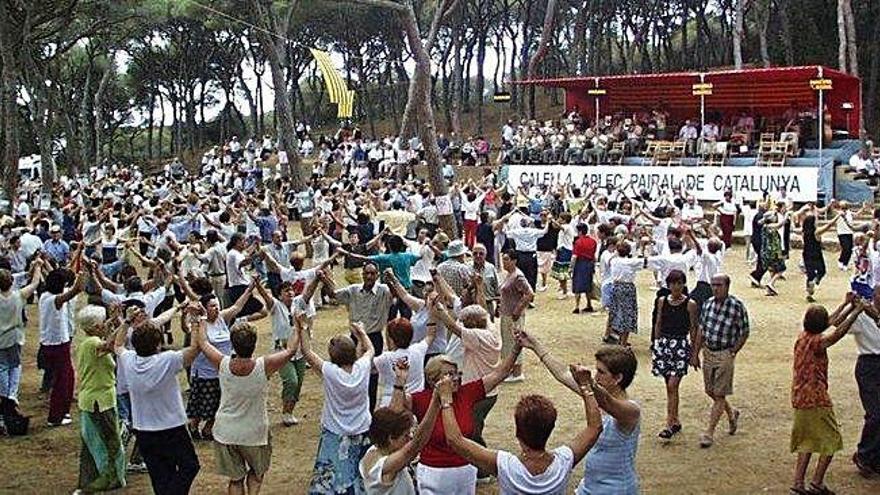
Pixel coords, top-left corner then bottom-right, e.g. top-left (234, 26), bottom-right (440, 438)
top-left (651, 270), bottom-right (699, 440)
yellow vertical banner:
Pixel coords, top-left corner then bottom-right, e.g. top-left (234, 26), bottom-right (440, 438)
top-left (309, 48), bottom-right (356, 119)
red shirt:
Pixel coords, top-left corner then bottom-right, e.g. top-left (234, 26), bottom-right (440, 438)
top-left (411, 379), bottom-right (486, 467)
top-left (573, 235), bottom-right (597, 260)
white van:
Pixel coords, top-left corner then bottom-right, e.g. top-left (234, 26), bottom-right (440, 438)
top-left (18, 154), bottom-right (43, 181)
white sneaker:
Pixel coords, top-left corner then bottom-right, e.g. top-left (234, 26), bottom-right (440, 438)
top-left (47, 417), bottom-right (73, 427)
top-left (537, 285), bottom-right (547, 292)
top-left (282, 414), bottom-right (300, 426)
top-left (126, 461), bottom-right (148, 473)
top-left (503, 374), bottom-right (525, 383)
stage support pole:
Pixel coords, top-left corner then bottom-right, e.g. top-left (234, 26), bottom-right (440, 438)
top-left (818, 67), bottom-right (824, 172)
top-left (594, 77), bottom-right (600, 128)
top-left (699, 73), bottom-right (706, 131)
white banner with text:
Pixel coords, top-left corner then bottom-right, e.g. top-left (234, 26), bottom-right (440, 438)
top-left (506, 165), bottom-right (818, 202)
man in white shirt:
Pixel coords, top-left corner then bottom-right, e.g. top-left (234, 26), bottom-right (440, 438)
top-left (847, 290), bottom-right (880, 475)
top-left (681, 196), bottom-right (705, 224)
top-left (850, 147), bottom-right (877, 180)
top-left (678, 120), bottom-right (698, 141)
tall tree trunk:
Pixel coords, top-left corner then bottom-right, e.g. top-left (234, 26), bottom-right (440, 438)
top-left (476, 31), bottom-right (487, 135)
top-left (250, 0), bottom-right (303, 188)
top-left (837, 0), bottom-right (848, 72)
top-left (147, 92), bottom-right (154, 160)
top-left (400, 2), bottom-right (456, 237)
top-left (450, 16), bottom-right (462, 136)
top-left (79, 67), bottom-right (93, 167)
top-left (256, 71), bottom-right (264, 136)
top-left (864, 12), bottom-right (880, 132)
top-left (681, 2), bottom-right (689, 68)
top-left (158, 92), bottom-right (165, 158)
top-left (570, 1), bottom-right (589, 74)
top-left (94, 55), bottom-right (113, 167)
top-left (239, 71), bottom-right (258, 137)
top-left (732, 0), bottom-right (744, 69)
top-left (0, 48), bottom-right (19, 210)
top-left (777, 0), bottom-right (795, 65)
top-left (526, 0), bottom-right (558, 119)
top-left (758, 1), bottom-right (771, 68)
top-left (843, 0), bottom-right (859, 77)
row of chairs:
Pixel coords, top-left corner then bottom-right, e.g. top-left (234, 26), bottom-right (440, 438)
top-left (503, 138), bottom-right (794, 167)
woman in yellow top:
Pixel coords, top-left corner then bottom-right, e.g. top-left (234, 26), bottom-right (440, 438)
top-left (75, 304), bottom-right (127, 493)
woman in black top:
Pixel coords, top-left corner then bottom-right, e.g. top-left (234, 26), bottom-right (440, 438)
top-left (793, 208), bottom-right (838, 302)
top-left (651, 269), bottom-right (699, 440)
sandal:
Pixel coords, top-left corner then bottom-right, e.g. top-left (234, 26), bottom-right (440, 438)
top-left (188, 425), bottom-right (201, 440)
top-left (789, 487), bottom-right (810, 495)
top-left (807, 483), bottom-right (835, 495)
top-left (658, 428), bottom-right (674, 439)
top-left (572, 308), bottom-right (580, 314)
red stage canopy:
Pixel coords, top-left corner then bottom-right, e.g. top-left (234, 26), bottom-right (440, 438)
top-left (515, 66), bottom-right (861, 136)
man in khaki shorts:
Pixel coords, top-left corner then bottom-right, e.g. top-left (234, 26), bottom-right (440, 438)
top-left (694, 274), bottom-right (750, 448)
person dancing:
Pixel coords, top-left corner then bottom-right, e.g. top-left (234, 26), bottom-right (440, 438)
top-left (789, 296), bottom-right (863, 495)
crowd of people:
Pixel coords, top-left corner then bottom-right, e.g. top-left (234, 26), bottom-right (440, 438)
top-left (0, 124), bottom-right (877, 495)
top-left (498, 105), bottom-right (809, 165)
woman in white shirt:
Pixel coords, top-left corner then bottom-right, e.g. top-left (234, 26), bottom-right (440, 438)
top-left (192, 320), bottom-right (297, 495)
top-left (606, 241), bottom-right (648, 346)
top-left (373, 318), bottom-right (435, 408)
top-left (834, 200), bottom-right (860, 270)
top-left (437, 365), bottom-right (601, 495)
top-left (39, 268), bottom-right (84, 426)
top-left (300, 321), bottom-right (375, 494)
top-left (225, 233), bottom-right (264, 318)
top-left (360, 363), bottom-right (442, 495)
top-left (459, 186), bottom-right (486, 249)
top-left (712, 190), bottom-right (738, 248)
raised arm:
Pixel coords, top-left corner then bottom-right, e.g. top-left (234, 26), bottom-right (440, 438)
top-left (253, 277), bottom-right (275, 313)
top-left (297, 316), bottom-right (324, 376)
top-left (19, 259), bottom-right (44, 300)
top-left (428, 296), bottom-right (462, 338)
top-left (821, 298), bottom-right (864, 349)
top-left (180, 308), bottom-right (202, 367)
top-left (54, 272), bottom-right (85, 310)
top-left (383, 269), bottom-right (424, 312)
top-left (815, 215), bottom-right (840, 237)
top-left (388, 358), bottom-right (414, 412)
top-left (152, 302), bottom-right (184, 328)
top-left (567, 365), bottom-right (604, 465)
top-left (220, 280), bottom-right (256, 323)
top-left (518, 330), bottom-right (580, 393)
top-left (351, 322), bottom-right (375, 360)
top-left (379, 383), bottom-right (440, 483)
top-left (482, 340), bottom-right (522, 395)
top-left (438, 377), bottom-right (498, 476)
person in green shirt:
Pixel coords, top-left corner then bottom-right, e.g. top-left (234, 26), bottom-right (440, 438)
top-left (75, 304), bottom-right (127, 493)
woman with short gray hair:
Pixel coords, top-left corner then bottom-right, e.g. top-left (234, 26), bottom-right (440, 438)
top-left (74, 304), bottom-right (126, 493)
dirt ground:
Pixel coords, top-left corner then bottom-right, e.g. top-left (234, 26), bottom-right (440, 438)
top-left (1, 246), bottom-right (878, 494)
